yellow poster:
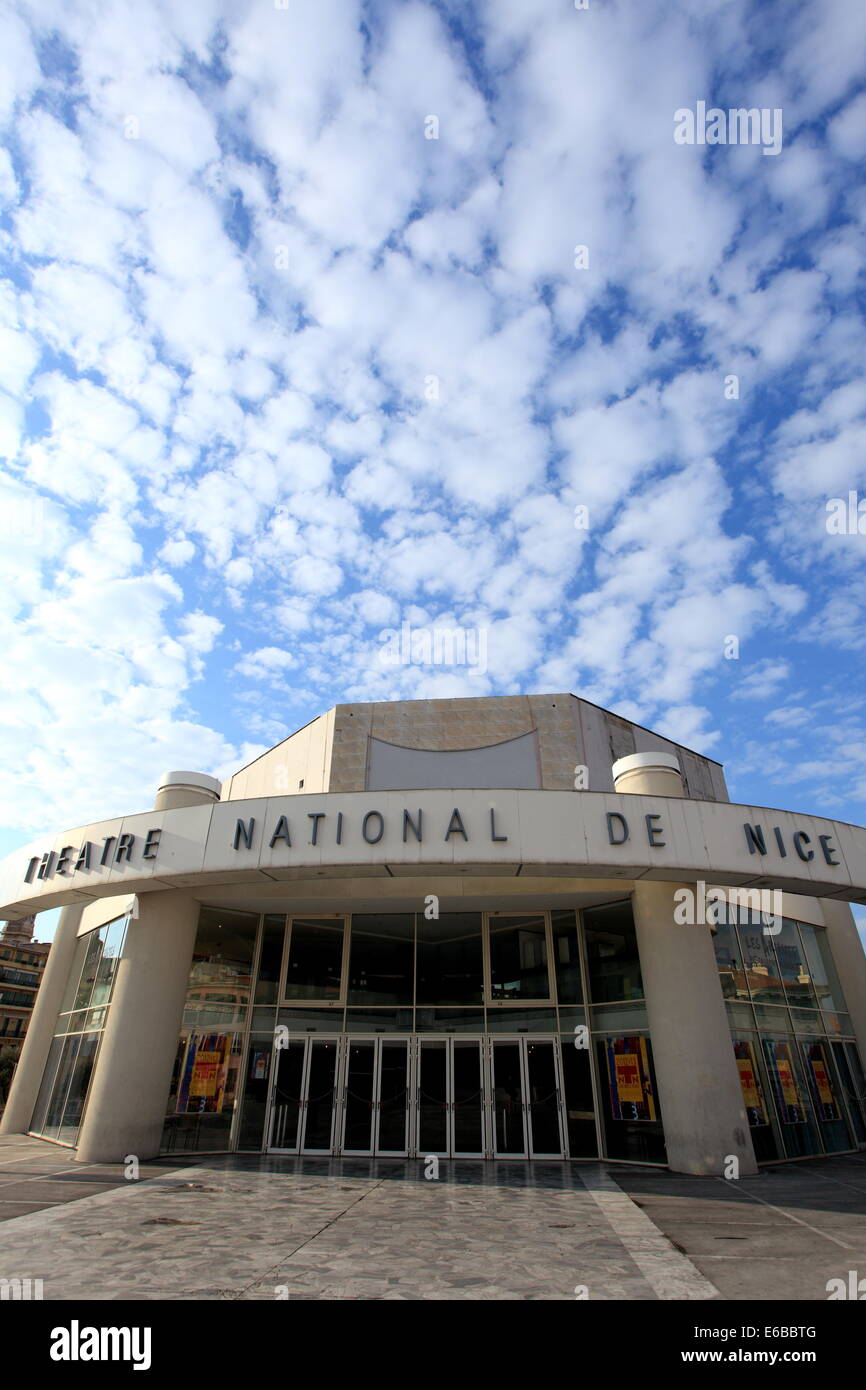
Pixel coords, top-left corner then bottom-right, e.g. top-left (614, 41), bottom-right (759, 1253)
top-left (737, 1057), bottom-right (760, 1109)
top-left (810, 1057), bottom-right (834, 1107)
top-left (776, 1057), bottom-right (799, 1107)
top-left (614, 1053), bottom-right (643, 1104)
top-left (189, 1050), bottom-right (222, 1099)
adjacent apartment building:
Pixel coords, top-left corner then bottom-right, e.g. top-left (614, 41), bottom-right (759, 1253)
top-left (0, 915), bottom-right (49, 1053)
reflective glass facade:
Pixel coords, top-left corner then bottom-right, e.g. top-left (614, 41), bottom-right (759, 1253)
top-left (29, 914), bottom-right (129, 1146)
top-left (160, 900), bottom-right (668, 1163)
top-left (713, 913), bottom-right (866, 1160)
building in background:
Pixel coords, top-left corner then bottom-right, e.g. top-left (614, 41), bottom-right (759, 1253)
top-left (0, 915), bottom-right (50, 1055)
top-left (1, 692), bottom-right (866, 1174)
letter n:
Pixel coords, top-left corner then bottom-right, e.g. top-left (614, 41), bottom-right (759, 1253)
top-left (234, 818), bottom-right (255, 850)
top-left (743, 823), bottom-right (767, 855)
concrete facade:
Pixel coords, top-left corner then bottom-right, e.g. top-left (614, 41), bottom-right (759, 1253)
top-left (221, 694), bottom-right (730, 803)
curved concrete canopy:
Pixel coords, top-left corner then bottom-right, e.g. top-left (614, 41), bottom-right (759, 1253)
top-left (3, 788), bottom-right (866, 918)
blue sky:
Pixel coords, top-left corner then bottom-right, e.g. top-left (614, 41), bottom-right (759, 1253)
top-left (1, 0), bottom-right (866, 941)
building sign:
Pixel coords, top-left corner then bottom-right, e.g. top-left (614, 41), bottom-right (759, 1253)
top-left (20, 806), bottom-right (843, 882)
top-left (23, 830), bottom-right (162, 884)
top-left (2, 787), bottom-right (862, 920)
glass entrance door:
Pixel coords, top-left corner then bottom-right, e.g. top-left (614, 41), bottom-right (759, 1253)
top-left (491, 1041), bottom-right (527, 1156)
top-left (268, 1034), bottom-right (570, 1159)
top-left (524, 1040), bottom-right (565, 1157)
top-left (268, 1037), bottom-right (339, 1154)
top-left (340, 1038), bottom-right (411, 1156)
top-left (417, 1038), bottom-right (486, 1157)
top-left (492, 1039), bottom-right (566, 1158)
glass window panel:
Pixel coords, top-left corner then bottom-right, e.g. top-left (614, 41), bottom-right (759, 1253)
top-left (56, 1032), bottom-right (100, 1144)
top-left (416, 912), bottom-right (482, 1004)
top-left (72, 930), bottom-right (106, 1011)
top-left (596, 1035), bottom-right (665, 1163)
top-left (712, 920), bottom-right (750, 1000)
top-left (821, 1012), bottom-right (851, 1037)
top-left (801, 1039), bottom-right (853, 1153)
top-left (251, 1006), bottom-right (277, 1032)
top-left (552, 910), bottom-right (583, 1005)
top-left (772, 919), bottom-right (818, 1009)
top-left (590, 1001), bottom-right (648, 1032)
top-left (797, 922), bottom-right (847, 1014)
top-left (752, 1003), bottom-right (791, 1034)
top-left (278, 1007), bottom-right (345, 1032)
top-left (491, 1041), bottom-right (526, 1155)
top-left (163, 1034), bottom-right (188, 1119)
top-left (89, 916), bottom-right (128, 1007)
top-left (724, 1001), bottom-right (755, 1031)
top-left (559, 1040), bottom-right (598, 1157)
top-left (736, 920), bottom-right (786, 1003)
top-left (488, 915), bottom-right (550, 1001)
top-left (583, 901), bottom-right (643, 1003)
top-left (62, 1010), bottom-right (89, 1034)
top-left (41, 1035), bottom-right (82, 1141)
top-left (452, 1040), bottom-right (484, 1154)
top-left (29, 1035), bottom-right (65, 1135)
top-left (186, 906), bottom-right (256, 1013)
top-left (834, 1042), bottom-right (866, 1143)
top-left (730, 1035), bottom-right (781, 1162)
top-left (525, 1041), bottom-right (563, 1155)
top-left (173, 1032), bottom-right (242, 1115)
top-left (182, 1001), bottom-right (248, 1031)
top-left (284, 918), bottom-right (344, 1000)
top-left (268, 1040), bottom-right (306, 1150)
top-left (417, 1040), bottom-right (448, 1151)
top-left (485, 1007), bottom-right (557, 1032)
top-left (557, 1006), bottom-right (587, 1036)
top-left (302, 1040), bottom-right (338, 1150)
top-left (345, 1008), bottom-right (414, 1033)
top-left (162, 1032), bottom-right (243, 1153)
top-left (59, 934), bottom-right (92, 1014)
top-left (347, 914), bottom-right (413, 1005)
top-left (255, 915), bottom-right (286, 1004)
top-left (377, 1041), bottom-right (409, 1152)
top-left (414, 1007), bottom-right (485, 1033)
top-left (237, 1034), bottom-right (274, 1150)
top-left (343, 1041), bottom-right (376, 1151)
top-left (789, 1008), bottom-right (824, 1036)
top-left (760, 1036), bottom-right (821, 1157)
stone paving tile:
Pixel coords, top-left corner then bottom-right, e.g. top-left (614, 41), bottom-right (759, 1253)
top-left (0, 1161), bottom-right (677, 1301)
top-left (1, 1139), bottom-right (862, 1301)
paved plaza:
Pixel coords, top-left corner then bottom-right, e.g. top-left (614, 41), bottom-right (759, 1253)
top-left (0, 1135), bottom-right (864, 1300)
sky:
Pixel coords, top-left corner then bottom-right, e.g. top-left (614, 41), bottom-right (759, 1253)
top-left (1, 0), bottom-right (865, 941)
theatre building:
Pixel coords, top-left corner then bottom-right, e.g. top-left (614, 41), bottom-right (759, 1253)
top-left (2, 692), bottom-right (866, 1176)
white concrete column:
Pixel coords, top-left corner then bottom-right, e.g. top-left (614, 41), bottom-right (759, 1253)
top-left (820, 899), bottom-right (866, 1069)
top-left (613, 752), bottom-right (758, 1176)
top-left (0, 903), bottom-right (84, 1135)
top-left (75, 892), bottom-right (200, 1163)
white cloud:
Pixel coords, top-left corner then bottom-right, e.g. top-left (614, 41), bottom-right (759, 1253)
top-left (0, 0), bottom-right (865, 837)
